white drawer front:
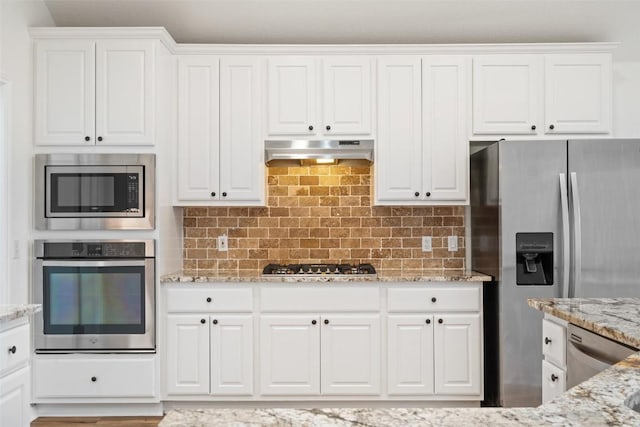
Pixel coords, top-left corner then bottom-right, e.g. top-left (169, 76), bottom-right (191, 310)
top-left (34, 355), bottom-right (156, 398)
top-left (543, 318), bottom-right (566, 368)
top-left (0, 324), bottom-right (30, 374)
top-left (261, 287), bottom-right (379, 312)
top-left (542, 360), bottom-right (566, 403)
top-left (388, 286), bottom-right (481, 312)
top-left (166, 287), bottom-right (253, 313)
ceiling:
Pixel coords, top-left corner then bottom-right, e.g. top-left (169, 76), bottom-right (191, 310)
top-left (42, 0), bottom-right (640, 60)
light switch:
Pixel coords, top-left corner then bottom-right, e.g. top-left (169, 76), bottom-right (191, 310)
top-left (448, 236), bottom-right (458, 252)
top-left (422, 236), bottom-right (432, 252)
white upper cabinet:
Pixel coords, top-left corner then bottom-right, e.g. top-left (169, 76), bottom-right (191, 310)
top-left (544, 53), bottom-right (612, 134)
top-left (472, 53), bottom-right (612, 137)
top-left (267, 56), bottom-right (372, 136)
top-left (376, 56), bottom-right (468, 205)
top-left (35, 39), bottom-right (155, 146)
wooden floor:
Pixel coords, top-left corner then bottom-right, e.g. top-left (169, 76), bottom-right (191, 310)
top-left (31, 417), bottom-right (163, 427)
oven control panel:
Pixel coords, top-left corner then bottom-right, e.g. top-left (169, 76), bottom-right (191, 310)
top-left (39, 241), bottom-right (153, 259)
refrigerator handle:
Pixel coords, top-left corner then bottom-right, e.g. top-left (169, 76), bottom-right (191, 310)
top-left (559, 173), bottom-right (570, 299)
top-left (570, 172), bottom-right (582, 297)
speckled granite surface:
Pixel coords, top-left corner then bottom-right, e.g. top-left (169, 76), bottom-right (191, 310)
top-left (160, 270), bottom-right (491, 283)
top-left (0, 304), bottom-right (41, 323)
top-left (159, 298), bottom-right (640, 426)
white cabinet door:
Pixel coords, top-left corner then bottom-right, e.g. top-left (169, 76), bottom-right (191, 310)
top-left (472, 55), bottom-right (540, 135)
top-left (210, 315), bottom-right (253, 396)
top-left (321, 315), bottom-right (381, 395)
top-left (219, 57), bottom-right (264, 202)
top-left (95, 40), bottom-right (155, 145)
top-left (34, 40), bottom-right (95, 145)
top-left (544, 53), bottom-right (612, 134)
top-left (375, 56), bottom-right (422, 202)
top-left (423, 56), bottom-right (468, 202)
top-left (177, 56), bottom-right (220, 201)
top-left (267, 57), bottom-right (317, 135)
top-left (542, 360), bottom-right (566, 403)
top-left (260, 315), bottom-right (320, 395)
top-left (0, 367), bottom-right (30, 427)
top-left (434, 313), bottom-right (481, 395)
top-left (322, 57), bottom-right (372, 135)
top-left (166, 315), bottom-right (210, 395)
top-left (387, 315), bottom-right (434, 395)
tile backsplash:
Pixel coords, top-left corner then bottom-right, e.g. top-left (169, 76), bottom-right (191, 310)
top-left (183, 165), bottom-right (465, 276)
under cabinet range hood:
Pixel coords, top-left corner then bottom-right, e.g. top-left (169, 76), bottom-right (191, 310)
top-left (264, 139), bottom-right (374, 166)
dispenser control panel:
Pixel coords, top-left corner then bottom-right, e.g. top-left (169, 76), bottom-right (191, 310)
top-left (516, 232), bottom-right (553, 285)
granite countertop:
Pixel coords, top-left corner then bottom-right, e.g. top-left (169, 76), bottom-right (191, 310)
top-left (160, 270), bottom-right (491, 283)
top-left (0, 304), bottom-right (41, 323)
top-left (160, 298), bottom-right (640, 426)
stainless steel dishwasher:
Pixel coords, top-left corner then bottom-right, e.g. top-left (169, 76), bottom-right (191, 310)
top-left (567, 323), bottom-right (637, 388)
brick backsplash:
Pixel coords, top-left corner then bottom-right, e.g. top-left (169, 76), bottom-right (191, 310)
top-left (183, 165), bottom-right (465, 276)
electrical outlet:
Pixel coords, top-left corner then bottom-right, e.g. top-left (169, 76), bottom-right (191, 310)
top-left (12, 240), bottom-right (19, 259)
top-left (422, 236), bottom-right (432, 252)
top-left (448, 236), bottom-right (458, 252)
top-left (217, 234), bottom-right (228, 252)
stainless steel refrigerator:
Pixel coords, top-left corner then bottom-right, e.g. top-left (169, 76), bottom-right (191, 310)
top-left (470, 139), bottom-right (640, 408)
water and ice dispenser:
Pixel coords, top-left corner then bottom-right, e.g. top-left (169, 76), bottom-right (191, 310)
top-left (516, 232), bottom-right (553, 285)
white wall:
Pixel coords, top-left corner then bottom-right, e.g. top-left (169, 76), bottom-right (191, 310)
top-left (613, 61), bottom-right (640, 138)
top-left (2, 0), bottom-right (54, 303)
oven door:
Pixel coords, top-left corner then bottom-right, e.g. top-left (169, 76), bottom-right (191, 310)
top-left (33, 259), bottom-right (155, 352)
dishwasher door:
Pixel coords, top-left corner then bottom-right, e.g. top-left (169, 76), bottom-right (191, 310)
top-left (566, 323), bottom-right (637, 389)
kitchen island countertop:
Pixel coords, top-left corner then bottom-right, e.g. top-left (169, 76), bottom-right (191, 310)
top-left (159, 298), bottom-right (640, 426)
top-left (0, 304), bottom-right (41, 324)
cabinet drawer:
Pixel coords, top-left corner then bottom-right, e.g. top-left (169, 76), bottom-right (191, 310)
top-left (543, 318), bottom-right (566, 368)
top-left (34, 355), bottom-right (156, 398)
top-left (388, 286), bottom-right (481, 312)
top-left (0, 323), bottom-right (30, 374)
top-left (542, 360), bottom-right (566, 403)
top-left (261, 287), bottom-right (379, 312)
top-left (166, 287), bottom-right (253, 313)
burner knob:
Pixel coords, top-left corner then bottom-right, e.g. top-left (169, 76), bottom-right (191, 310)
top-left (298, 268), bottom-right (304, 274)
top-left (334, 267), bottom-right (340, 274)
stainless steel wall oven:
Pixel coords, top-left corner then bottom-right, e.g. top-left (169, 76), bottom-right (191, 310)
top-left (35, 153), bottom-right (155, 230)
top-left (33, 240), bottom-right (155, 353)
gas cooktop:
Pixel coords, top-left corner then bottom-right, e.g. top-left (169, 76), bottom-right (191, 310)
top-left (262, 263), bottom-right (376, 276)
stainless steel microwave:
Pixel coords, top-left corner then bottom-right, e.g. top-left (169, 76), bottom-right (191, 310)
top-left (35, 153), bottom-right (155, 230)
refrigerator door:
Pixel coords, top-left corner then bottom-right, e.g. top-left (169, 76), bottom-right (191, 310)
top-left (568, 139), bottom-right (640, 297)
top-left (498, 140), bottom-right (567, 407)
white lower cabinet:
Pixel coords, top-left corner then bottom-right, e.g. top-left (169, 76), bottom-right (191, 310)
top-left (0, 367), bottom-right (30, 427)
top-left (542, 359), bottom-right (566, 402)
top-left (541, 315), bottom-right (567, 403)
top-left (387, 315), bottom-right (434, 395)
top-left (166, 315), bottom-right (210, 395)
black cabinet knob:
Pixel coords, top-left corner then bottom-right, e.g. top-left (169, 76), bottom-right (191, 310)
top-left (97, 136), bottom-right (103, 142)
top-left (84, 136), bottom-right (90, 142)
top-left (551, 374), bottom-right (558, 382)
top-left (326, 125), bottom-right (331, 131)
top-left (222, 192), bottom-right (227, 197)
top-left (8, 346), bottom-right (16, 354)
top-left (311, 320), bottom-right (317, 325)
top-left (425, 192), bottom-right (431, 197)
top-left (91, 376), bottom-right (97, 382)
top-left (212, 319), bottom-right (218, 325)
top-left (425, 319), bottom-right (431, 325)
top-left (438, 319), bottom-right (443, 324)
top-left (531, 125), bottom-right (537, 131)
top-left (544, 337), bottom-right (552, 345)
top-left (549, 124), bottom-right (555, 130)
top-left (206, 297), bottom-right (212, 303)
top-left (324, 319), bottom-right (329, 325)
top-left (200, 319), bottom-right (206, 324)
top-left (211, 192), bottom-right (216, 197)
top-left (431, 297), bottom-right (437, 303)
top-left (414, 192), bottom-right (420, 197)
top-left (308, 125), bottom-right (314, 131)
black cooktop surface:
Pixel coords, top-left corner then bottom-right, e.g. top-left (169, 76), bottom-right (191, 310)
top-left (262, 263), bottom-right (376, 275)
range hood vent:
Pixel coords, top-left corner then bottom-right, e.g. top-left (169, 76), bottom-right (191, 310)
top-left (265, 139), bottom-right (374, 166)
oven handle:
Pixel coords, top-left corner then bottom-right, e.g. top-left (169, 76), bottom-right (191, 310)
top-left (40, 260), bottom-right (149, 267)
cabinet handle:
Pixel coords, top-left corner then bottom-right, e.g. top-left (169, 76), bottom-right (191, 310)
top-left (531, 125), bottom-right (537, 131)
top-left (545, 337), bottom-right (552, 345)
top-left (308, 125), bottom-right (314, 131)
top-left (8, 345), bottom-right (16, 354)
top-left (431, 297), bottom-right (437, 303)
top-left (97, 136), bottom-right (103, 142)
top-left (84, 136), bottom-right (90, 142)
top-left (311, 320), bottom-right (317, 325)
top-left (91, 376), bottom-right (97, 382)
top-left (551, 374), bottom-right (558, 382)
top-left (222, 192), bottom-right (227, 197)
top-left (414, 192), bottom-right (420, 197)
top-left (206, 297), bottom-right (212, 303)
top-left (200, 318), bottom-right (206, 324)
top-left (212, 319), bottom-right (218, 325)
top-left (425, 319), bottom-right (431, 325)
top-left (438, 318), bottom-right (443, 324)
top-left (549, 124), bottom-right (555, 130)
top-left (211, 192), bottom-right (216, 197)
top-left (326, 125), bottom-right (331, 131)
top-left (324, 319), bottom-right (329, 325)
top-left (425, 192), bottom-right (431, 197)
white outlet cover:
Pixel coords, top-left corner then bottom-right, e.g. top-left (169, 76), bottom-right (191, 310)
top-left (217, 235), bottom-right (228, 252)
top-left (448, 236), bottom-right (458, 252)
top-left (422, 236), bottom-right (432, 252)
